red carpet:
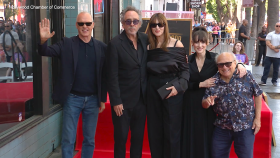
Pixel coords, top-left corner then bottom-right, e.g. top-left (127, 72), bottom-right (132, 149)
top-left (75, 95), bottom-right (272, 158)
top-left (229, 98), bottom-right (272, 158)
top-left (74, 95), bottom-right (151, 158)
top-left (0, 82), bottom-right (33, 124)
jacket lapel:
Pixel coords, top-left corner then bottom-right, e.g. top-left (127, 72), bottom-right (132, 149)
top-left (120, 31), bottom-right (140, 64)
top-left (190, 51), bottom-right (212, 74)
top-left (201, 51), bottom-right (213, 72)
top-left (72, 36), bottom-right (79, 76)
top-left (138, 32), bottom-right (147, 65)
top-left (93, 38), bottom-right (101, 75)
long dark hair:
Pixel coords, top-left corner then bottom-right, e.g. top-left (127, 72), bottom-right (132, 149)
top-left (147, 13), bottom-right (170, 51)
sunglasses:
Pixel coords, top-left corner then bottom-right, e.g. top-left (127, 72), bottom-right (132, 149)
top-left (150, 23), bottom-right (165, 28)
top-left (5, 26), bottom-right (10, 27)
top-left (124, 19), bottom-right (140, 25)
top-left (276, 25), bottom-right (280, 27)
top-left (216, 61), bottom-right (235, 68)
top-left (77, 22), bottom-right (92, 26)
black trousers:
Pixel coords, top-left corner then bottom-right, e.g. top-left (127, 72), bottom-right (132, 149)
top-left (147, 75), bottom-right (183, 158)
top-left (212, 34), bottom-right (218, 44)
top-left (111, 95), bottom-right (146, 158)
top-left (221, 33), bottom-right (225, 42)
top-left (257, 45), bottom-right (266, 65)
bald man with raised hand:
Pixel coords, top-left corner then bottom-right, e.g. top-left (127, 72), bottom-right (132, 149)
top-left (38, 12), bottom-right (107, 158)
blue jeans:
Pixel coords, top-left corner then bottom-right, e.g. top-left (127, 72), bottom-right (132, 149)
top-left (261, 56), bottom-right (280, 83)
top-left (212, 127), bottom-right (255, 158)
top-left (61, 93), bottom-right (99, 158)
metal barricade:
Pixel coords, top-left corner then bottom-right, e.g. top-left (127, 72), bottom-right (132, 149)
top-left (209, 37), bottom-right (256, 60)
top-left (244, 38), bottom-right (257, 62)
top-left (208, 38), bottom-right (237, 54)
top-left (190, 38), bottom-right (257, 64)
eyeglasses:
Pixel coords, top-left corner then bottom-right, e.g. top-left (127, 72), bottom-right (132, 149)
top-left (77, 22), bottom-right (92, 26)
top-left (5, 26), bottom-right (10, 27)
top-left (124, 19), bottom-right (140, 25)
top-left (216, 61), bottom-right (235, 68)
top-left (276, 25), bottom-right (280, 27)
top-left (150, 23), bottom-right (165, 28)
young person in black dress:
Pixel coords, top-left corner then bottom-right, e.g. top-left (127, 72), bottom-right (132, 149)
top-left (181, 26), bottom-right (247, 158)
top-left (146, 13), bottom-right (190, 158)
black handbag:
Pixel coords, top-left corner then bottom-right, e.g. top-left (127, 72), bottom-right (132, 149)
top-left (157, 77), bottom-right (179, 100)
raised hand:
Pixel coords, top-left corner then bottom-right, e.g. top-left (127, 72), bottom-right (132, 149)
top-left (202, 95), bottom-right (217, 109)
top-left (39, 18), bottom-right (55, 44)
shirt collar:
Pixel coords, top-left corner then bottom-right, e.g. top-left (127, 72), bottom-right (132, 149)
top-left (79, 37), bottom-right (94, 46)
top-left (124, 30), bottom-right (140, 43)
top-left (190, 50), bottom-right (212, 63)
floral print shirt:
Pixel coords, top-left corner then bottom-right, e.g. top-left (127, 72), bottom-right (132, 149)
top-left (203, 70), bottom-right (263, 132)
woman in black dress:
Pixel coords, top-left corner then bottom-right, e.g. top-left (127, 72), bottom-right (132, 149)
top-left (146, 13), bottom-right (190, 158)
top-left (181, 26), bottom-right (247, 158)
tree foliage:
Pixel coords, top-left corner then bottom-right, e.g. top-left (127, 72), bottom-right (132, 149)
top-left (206, 0), bottom-right (219, 21)
top-left (206, 0), bottom-right (237, 23)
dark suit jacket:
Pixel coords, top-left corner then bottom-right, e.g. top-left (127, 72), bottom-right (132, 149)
top-left (38, 36), bottom-right (107, 105)
top-left (106, 31), bottom-right (148, 109)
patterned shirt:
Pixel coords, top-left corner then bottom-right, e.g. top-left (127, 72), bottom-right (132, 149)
top-left (203, 70), bottom-right (263, 132)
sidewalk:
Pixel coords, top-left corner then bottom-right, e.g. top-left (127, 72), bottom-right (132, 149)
top-left (252, 65), bottom-right (280, 158)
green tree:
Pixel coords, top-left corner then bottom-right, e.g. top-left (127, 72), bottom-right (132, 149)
top-left (206, 0), bottom-right (237, 23)
top-left (267, 0), bottom-right (279, 32)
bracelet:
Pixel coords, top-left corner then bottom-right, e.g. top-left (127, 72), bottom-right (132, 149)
top-left (236, 63), bottom-right (245, 68)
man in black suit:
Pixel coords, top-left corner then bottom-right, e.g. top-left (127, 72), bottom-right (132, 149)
top-left (106, 6), bottom-right (148, 158)
top-left (38, 12), bottom-right (107, 158)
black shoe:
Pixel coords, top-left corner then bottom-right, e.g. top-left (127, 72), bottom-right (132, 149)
top-left (255, 64), bottom-right (259, 67)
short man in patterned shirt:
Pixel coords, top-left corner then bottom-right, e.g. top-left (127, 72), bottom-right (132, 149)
top-left (202, 52), bottom-right (263, 158)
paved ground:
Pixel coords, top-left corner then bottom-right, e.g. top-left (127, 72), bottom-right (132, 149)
top-left (253, 65), bottom-right (280, 158)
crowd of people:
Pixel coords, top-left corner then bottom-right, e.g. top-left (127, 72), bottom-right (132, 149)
top-left (36, 5), bottom-right (272, 158)
top-left (0, 20), bottom-right (29, 79)
top-left (194, 21), bottom-right (237, 45)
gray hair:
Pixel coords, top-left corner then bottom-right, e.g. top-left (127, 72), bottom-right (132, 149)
top-left (120, 6), bottom-right (142, 25)
top-left (215, 52), bottom-right (236, 63)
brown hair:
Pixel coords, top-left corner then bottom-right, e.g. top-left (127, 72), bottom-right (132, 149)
top-left (147, 13), bottom-right (170, 51)
top-left (232, 41), bottom-right (245, 54)
top-left (192, 26), bottom-right (208, 44)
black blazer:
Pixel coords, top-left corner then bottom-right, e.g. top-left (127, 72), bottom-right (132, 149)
top-left (38, 36), bottom-right (107, 105)
top-left (106, 31), bottom-right (148, 109)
